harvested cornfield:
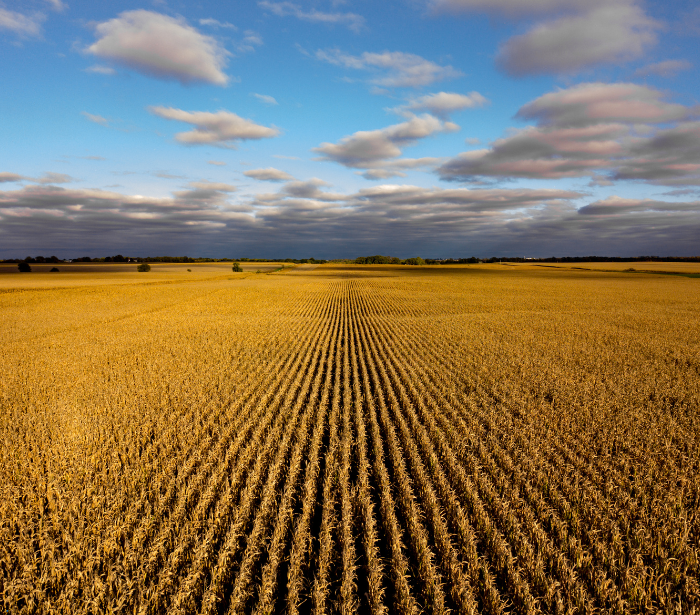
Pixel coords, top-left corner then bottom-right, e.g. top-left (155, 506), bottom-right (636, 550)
top-left (1, 264), bottom-right (699, 614)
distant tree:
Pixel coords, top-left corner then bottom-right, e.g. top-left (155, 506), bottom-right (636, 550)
top-left (137, 263), bottom-right (151, 272)
top-left (355, 255), bottom-right (397, 264)
top-left (232, 262), bottom-right (242, 272)
top-left (403, 257), bottom-right (426, 266)
top-left (18, 262), bottom-right (31, 272)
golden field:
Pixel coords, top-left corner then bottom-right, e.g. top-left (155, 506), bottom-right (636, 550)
top-left (1, 263), bottom-right (699, 614)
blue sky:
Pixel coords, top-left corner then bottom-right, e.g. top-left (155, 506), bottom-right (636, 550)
top-left (1, 0), bottom-right (700, 258)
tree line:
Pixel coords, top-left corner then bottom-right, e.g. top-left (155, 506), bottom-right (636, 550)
top-left (4, 254), bottom-right (700, 266)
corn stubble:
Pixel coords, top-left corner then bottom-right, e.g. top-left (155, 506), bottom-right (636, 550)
top-left (1, 265), bottom-right (699, 614)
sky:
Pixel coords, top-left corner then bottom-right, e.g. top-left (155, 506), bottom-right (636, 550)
top-left (1, 0), bottom-right (700, 258)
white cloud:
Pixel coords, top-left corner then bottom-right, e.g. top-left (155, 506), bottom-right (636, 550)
top-left (281, 178), bottom-right (345, 201)
top-left (634, 60), bottom-right (692, 78)
top-left (87, 10), bottom-right (230, 85)
top-left (613, 121), bottom-right (700, 184)
top-left (0, 8), bottom-right (44, 37)
top-left (244, 168), bottom-right (295, 181)
top-left (353, 184), bottom-right (581, 209)
top-left (207, 160), bottom-right (227, 166)
top-left (82, 112), bottom-right (110, 127)
top-left (199, 18), bottom-right (237, 29)
top-left (394, 91), bottom-right (488, 119)
top-left (316, 49), bottom-right (463, 88)
top-left (187, 180), bottom-right (237, 191)
top-left (0, 172), bottom-right (73, 185)
top-left (314, 114), bottom-right (458, 168)
top-left (46, 0), bottom-right (67, 11)
top-left (357, 157), bottom-right (446, 180)
top-left (252, 93), bottom-right (278, 105)
top-left (516, 82), bottom-right (694, 127)
top-left (360, 169), bottom-right (404, 180)
top-left (437, 82), bottom-right (700, 185)
top-left (259, 1), bottom-right (365, 33)
top-left (3, 182), bottom-right (699, 257)
top-left (35, 173), bottom-right (74, 185)
top-left (431, 0), bottom-right (660, 76)
top-left (149, 107), bottom-right (280, 147)
top-left (236, 30), bottom-right (263, 54)
top-left (0, 184), bottom-right (253, 249)
top-left (84, 64), bottom-right (116, 75)
top-left (496, 4), bottom-right (659, 76)
top-left (0, 173), bottom-right (25, 183)
top-left (429, 0), bottom-right (600, 17)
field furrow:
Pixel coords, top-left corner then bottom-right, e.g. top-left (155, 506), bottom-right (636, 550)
top-left (2, 264), bottom-right (699, 615)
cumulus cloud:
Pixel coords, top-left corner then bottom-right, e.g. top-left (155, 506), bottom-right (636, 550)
top-left (87, 10), bottom-right (230, 85)
top-left (35, 173), bottom-right (74, 185)
top-left (149, 107), bottom-right (280, 147)
top-left (0, 184), bottom-right (255, 254)
top-left (3, 181), bottom-right (699, 257)
top-left (252, 93), bottom-right (278, 105)
top-left (241, 181), bottom-right (592, 252)
top-left (0, 8), bottom-right (44, 37)
top-left (497, 5), bottom-right (659, 76)
top-left (172, 181), bottom-right (238, 204)
top-left (613, 121), bottom-right (700, 183)
top-left (280, 178), bottom-right (345, 201)
top-left (516, 82), bottom-right (693, 127)
top-left (259, 1), bottom-right (365, 33)
top-left (353, 184), bottom-right (581, 209)
top-left (356, 157), bottom-right (446, 180)
top-left (0, 173), bottom-right (25, 183)
top-left (429, 0), bottom-right (600, 17)
top-left (316, 49), bottom-right (462, 88)
top-left (440, 124), bottom-right (629, 179)
top-left (208, 160), bottom-right (227, 166)
top-left (431, 0), bottom-right (659, 76)
top-left (244, 168), bottom-right (295, 181)
top-left (242, 182), bottom-right (639, 256)
top-left (438, 83), bottom-right (700, 185)
top-left (634, 60), bottom-right (692, 78)
top-left (0, 172), bottom-right (73, 185)
top-left (314, 114), bottom-right (458, 168)
top-left (360, 169), bottom-right (402, 180)
top-left (393, 91), bottom-right (489, 119)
